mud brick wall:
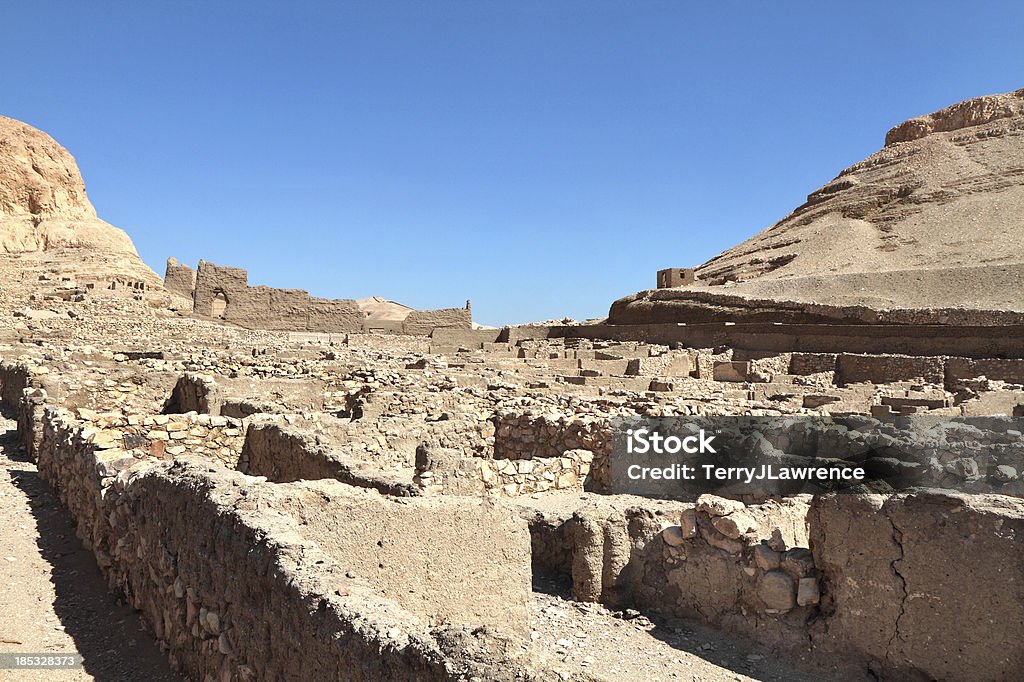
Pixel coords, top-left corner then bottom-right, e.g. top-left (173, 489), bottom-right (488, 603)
top-left (402, 307), bottom-right (472, 335)
top-left (837, 353), bottom-right (945, 385)
top-left (286, 478), bottom-right (533, 637)
top-left (192, 261), bottom-right (363, 333)
top-left (809, 491), bottom-right (1024, 681)
top-left (345, 333), bottom-right (432, 353)
top-left (428, 328), bottom-right (503, 350)
top-left (163, 258), bottom-right (196, 298)
top-left (789, 353), bottom-right (838, 375)
top-left (624, 352), bottom-right (694, 377)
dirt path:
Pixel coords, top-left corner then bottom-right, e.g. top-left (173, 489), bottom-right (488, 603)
top-left (529, 576), bottom-right (830, 682)
top-left (0, 415), bottom-right (181, 681)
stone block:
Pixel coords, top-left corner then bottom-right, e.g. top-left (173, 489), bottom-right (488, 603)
top-left (758, 570), bottom-right (796, 611)
top-left (713, 361), bottom-right (750, 383)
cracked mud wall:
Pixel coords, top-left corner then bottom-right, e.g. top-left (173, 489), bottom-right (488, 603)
top-left (809, 491), bottom-right (1024, 680)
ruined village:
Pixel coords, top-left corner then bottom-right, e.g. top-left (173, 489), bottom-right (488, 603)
top-left (1, 87), bottom-right (1024, 682)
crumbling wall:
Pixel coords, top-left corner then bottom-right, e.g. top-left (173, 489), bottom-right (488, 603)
top-left (164, 373), bottom-right (221, 415)
top-left (493, 412), bottom-right (612, 461)
top-left (945, 357), bottom-right (1024, 386)
top-left (71, 408), bottom-right (245, 467)
top-left (163, 257), bottom-right (196, 298)
top-left (29, 409), bottom-right (526, 681)
top-left (190, 260), bottom-right (468, 335)
top-left (346, 333), bottom-right (432, 352)
top-left (790, 353), bottom-right (838, 375)
top-left (525, 489), bottom-right (1024, 678)
top-left (632, 495), bottom-right (818, 648)
top-left (809, 491), bottom-right (1024, 680)
top-left (192, 261), bottom-right (363, 333)
top-left (429, 328), bottom-right (503, 351)
top-left (0, 360), bottom-right (47, 459)
top-left (623, 351), bottom-right (694, 377)
top-left (403, 307), bottom-right (472, 336)
top-left (837, 353), bottom-right (945, 385)
top-left (493, 413), bottom-right (614, 492)
top-left (239, 421), bottom-right (418, 496)
top-left (559, 495), bottom-right (817, 632)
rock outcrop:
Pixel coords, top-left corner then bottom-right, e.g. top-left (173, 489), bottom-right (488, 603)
top-left (0, 115), bottom-right (159, 283)
top-left (611, 88), bottom-right (1024, 325)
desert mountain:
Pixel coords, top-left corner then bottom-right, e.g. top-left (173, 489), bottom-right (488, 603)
top-left (611, 88), bottom-right (1024, 325)
top-left (356, 296), bottom-right (414, 322)
top-left (0, 115), bottom-right (159, 284)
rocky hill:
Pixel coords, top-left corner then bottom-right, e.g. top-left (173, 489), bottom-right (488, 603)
top-left (610, 88), bottom-right (1024, 325)
top-left (0, 115), bottom-right (159, 286)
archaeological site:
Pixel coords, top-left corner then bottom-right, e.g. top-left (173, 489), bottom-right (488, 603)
top-left (2, 85), bottom-right (1024, 682)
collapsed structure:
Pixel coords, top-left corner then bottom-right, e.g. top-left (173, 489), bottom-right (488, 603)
top-left (1, 90), bottom-right (1023, 682)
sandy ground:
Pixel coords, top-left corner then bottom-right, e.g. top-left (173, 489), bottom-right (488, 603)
top-left (0, 414), bottom-right (180, 682)
top-left (529, 575), bottom-right (831, 682)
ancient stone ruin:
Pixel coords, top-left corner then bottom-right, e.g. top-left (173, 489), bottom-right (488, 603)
top-left (1, 91), bottom-right (1023, 681)
top-left (165, 258), bottom-right (473, 335)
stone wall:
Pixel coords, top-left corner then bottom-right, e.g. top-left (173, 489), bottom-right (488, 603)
top-left (789, 353), bottom-right (838, 375)
top-left (164, 372), bottom-right (221, 415)
top-left (493, 412), bottom-right (614, 491)
top-left (837, 353), bottom-right (945, 385)
top-left (526, 489), bottom-right (1024, 680)
top-left (945, 357), bottom-right (1024, 386)
top-left (0, 366), bottom-right (536, 681)
top-left (0, 360), bottom-right (46, 458)
top-left (239, 421), bottom-right (418, 496)
top-left (478, 449), bottom-right (593, 498)
top-left (493, 412), bottom-right (612, 460)
top-left (88, 411), bottom-right (246, 467)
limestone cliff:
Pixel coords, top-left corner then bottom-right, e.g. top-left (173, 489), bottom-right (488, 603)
top-left (611, 88), bottom-right (1024, 325)
top-left (0, 115), bottom-right (159, 283)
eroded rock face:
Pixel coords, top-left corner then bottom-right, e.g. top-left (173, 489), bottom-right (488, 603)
top-left (0, 115), bottom-right (157, 281)
top-left (611, 88), bottom-right (1024, 323)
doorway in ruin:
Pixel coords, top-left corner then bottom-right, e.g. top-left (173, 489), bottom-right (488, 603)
top-left (211, 291), bottom-right (228, 319)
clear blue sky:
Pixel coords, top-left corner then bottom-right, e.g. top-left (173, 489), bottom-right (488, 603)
top-left (3, 2), bottom-right (1022, 326)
